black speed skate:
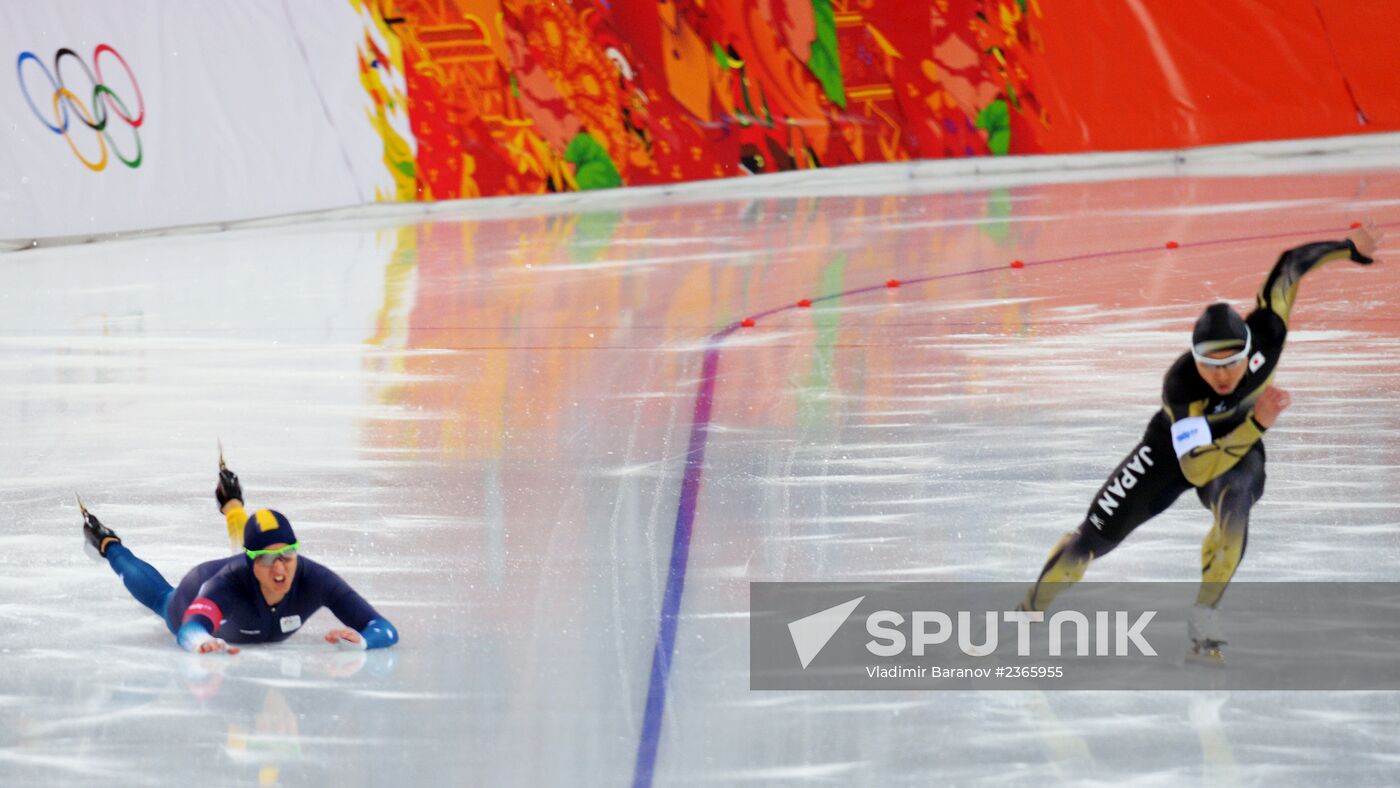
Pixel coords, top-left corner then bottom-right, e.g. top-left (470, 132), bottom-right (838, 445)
top-left (1186, 604), bottom-right (1226, 667)
top-left (78, 495), bottom-right (121, 561)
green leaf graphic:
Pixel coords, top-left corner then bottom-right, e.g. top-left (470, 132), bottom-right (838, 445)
top-left (976, 99), bottom-right (1011, 156)
top-left (808, 0), bottom-right (846, 108)
top-left (565, 132), bottom-right (623, 190)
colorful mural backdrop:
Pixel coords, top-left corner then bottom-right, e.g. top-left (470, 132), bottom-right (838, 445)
top-left (6, 1), bottom-right (1397, 243)
top-left (350, 0), bottom-right (1044, 202)
top-left (349, 0), bottom-right (1400, 203)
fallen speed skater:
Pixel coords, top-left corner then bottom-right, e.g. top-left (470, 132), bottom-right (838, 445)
top-left (80, 455), bottom-right (398, 655)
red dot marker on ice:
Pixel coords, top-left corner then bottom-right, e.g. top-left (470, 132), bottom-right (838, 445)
top-left (1010, 260), bottom-right (1025, 269)
top-left (1350, 221), bottom-right (1363, 229)
top-left (1165, 241), bottom-right (1179, 249)
top-left (797, 299), bottom-right (812, 308)
top-left (740, 318), bottom-right (755, 328)
top-left (886, 279), bottom-right (900, 288)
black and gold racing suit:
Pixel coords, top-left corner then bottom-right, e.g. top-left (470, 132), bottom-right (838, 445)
top-left (1023, 238), bottom-right (1374, 612)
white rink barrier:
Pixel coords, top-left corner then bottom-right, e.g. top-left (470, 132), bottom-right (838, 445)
top-left (4, 130), bottom-right (1398, 255)
top-left (0, 0), bottom-right (395, 247)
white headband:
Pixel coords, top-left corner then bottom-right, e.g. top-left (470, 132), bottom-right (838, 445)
top-left (1192, 326), bottom-right (1252, 367)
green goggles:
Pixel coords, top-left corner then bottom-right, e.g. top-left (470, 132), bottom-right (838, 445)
top-left (245, 541), bottom-right (300, 566)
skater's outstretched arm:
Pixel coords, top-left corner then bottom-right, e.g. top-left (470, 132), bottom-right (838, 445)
top-left (1254, 225), bottom-right (1379, 326)
top-left (316, 564), bottom-right (400, 650)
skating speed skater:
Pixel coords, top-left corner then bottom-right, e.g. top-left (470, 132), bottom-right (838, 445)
top-left (1021, 223), bottom-right (1385, 664)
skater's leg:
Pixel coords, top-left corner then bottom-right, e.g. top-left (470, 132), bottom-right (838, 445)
top-left (1186, 445), bottom-right (1265, 663)
top-left (1023, 434), bottom-right (1190, 612)
top-left (1022, 525), bottom-right (1119, 611)
top-left (104, 543), bottom-right (177, 620)
top-left (1194, 445), bottom-right (1266, 608)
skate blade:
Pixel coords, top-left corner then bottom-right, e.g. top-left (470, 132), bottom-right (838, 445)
top-left (1185, 649), bottom-right (1225, 668)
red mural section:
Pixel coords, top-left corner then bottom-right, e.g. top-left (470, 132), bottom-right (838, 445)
top-left (1027, 0), bottom-right (1400, 153)
top-left (354, 0), bottom-right (1400, 202)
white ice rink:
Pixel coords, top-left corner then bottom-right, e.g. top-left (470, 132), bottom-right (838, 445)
top-left (3, 141), bottom-right (1400, 786)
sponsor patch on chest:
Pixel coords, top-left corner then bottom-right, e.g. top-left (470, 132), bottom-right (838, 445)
top-left (280, 614), bottom-right (302, 633)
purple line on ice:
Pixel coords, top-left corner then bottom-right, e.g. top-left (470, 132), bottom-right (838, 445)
top-left (632, 337), bottom-right (725, 788)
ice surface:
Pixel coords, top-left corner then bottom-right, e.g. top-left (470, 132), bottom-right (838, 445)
top-left (2, 159), bottom-right (1399, 786)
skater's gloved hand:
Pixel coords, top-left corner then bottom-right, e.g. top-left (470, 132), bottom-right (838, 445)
top-left (1347, 221), bottom-right (1383, 262)
top-left (216, 467), bottom-right (243, 513)
top-left (1253, 386), bottom-right (1291, 429)
top-left (197, 638), bottom-right (239, 655)
top-left (178, 620), bottom-right (240, 655)
top-left (325, 628), bottom-right (366, 651)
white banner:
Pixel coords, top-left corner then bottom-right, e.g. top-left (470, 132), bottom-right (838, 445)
top-left (0, 0), bottom-right (394, 244)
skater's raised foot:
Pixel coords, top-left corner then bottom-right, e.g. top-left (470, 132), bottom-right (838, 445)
top-left (79, 498), bottom-right (121, 560)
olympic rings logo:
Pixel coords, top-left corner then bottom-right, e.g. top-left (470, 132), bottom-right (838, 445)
top-left (16, 45), bottom-right (145, 172)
